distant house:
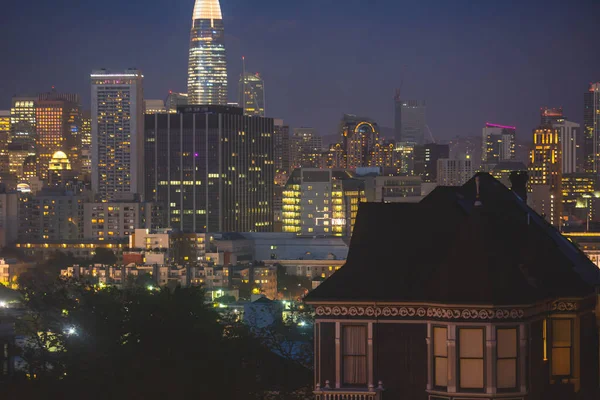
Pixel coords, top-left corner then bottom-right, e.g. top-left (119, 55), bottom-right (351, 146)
top-left (305, 173), bottom-right (600, 400)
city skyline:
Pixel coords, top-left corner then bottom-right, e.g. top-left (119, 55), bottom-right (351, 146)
top-left (1, 0), bottom-right (599, 140)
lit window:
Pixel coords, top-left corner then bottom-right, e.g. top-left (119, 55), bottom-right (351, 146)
top-left (551, 319), bottom-right (572, 377)
top-left (342, 325), bottom-right (367, 385)
top-left (433, 326), bottom-right (448, 388)
top-left (497, 328), bottom-right (517, 389)
top-left (459, 328), bottom-right (484, 390)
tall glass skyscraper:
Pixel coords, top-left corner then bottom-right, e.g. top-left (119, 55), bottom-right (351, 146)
top-left (238, 72), bottom-right (265, 116)
top-left (187, 0), bottom-right (228, 105)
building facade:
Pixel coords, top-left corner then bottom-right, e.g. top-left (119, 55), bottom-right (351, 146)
top-left (0, 111), bottom-right (10, 176)
top-left (10, 96), bottom-right (36, 145)
top-left (363, 175), bottom-right (422, 203)
top-left (340, 115), bottom-right (380, 169)
top-left (482, 123), bottom-right (516, 165)
top-left (290, 128), bottom-right (323, 169)
top-left (144, 105), bottom-right (274, 233)
top-left (583, 83), bottom-right (600, 174)
top-left (437, 158), bottom-right (476, 186)
top-left (282, 169), bottom-right (364, 237)
top-left (553, 119), bottom-right (580, 174)
top-left (541, 107), bottom-right (563, 125)
top-left (529, 126), bottom-right (562, 227)
top-left (83, 201), bottom-right (157, 240)
top-left (273, 119), bottom-right (290, 175)
top-left (166, 92), bottom-right (188, 113)
top-left (414, 143), bottom-right (449, 182)
top-left (187, 0), bottom-right (228, 105)
top-left (238, 72), bottom-right (265, 117)
top-left (91, 69), bottom-right (144, 201)
top-left (395, 99), bottom-right (427, 144)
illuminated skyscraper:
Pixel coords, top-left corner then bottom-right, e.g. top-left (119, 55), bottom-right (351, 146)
top-left (528, 125), bottom-right (562, 227)
top-left (35, 88), bottom-right (81, 179)
top-left (583, 83), bottom-right (600, 174)
top-left (187, 0), bottom-right (228, 105)
top-left (340, 114), bottom-right (380, 169)
top-left (395, 100), bottom-right (426, 144)
top-left (238, 71), bottom-right (265, 116)
top-left (166, 92), bottom-right (188, 113)
top-left (91, 69), bottom-right (144, 201)
top-left (80, 110), bottom-right (91, 176)
top-left (290, 128), bottom-right (323, 169)
top-left (540, 106), bottom-right (563, 125)
top-left (0, 111), bottom-right (10, 175)
top-left (10, 96), bottom-right (36, 145)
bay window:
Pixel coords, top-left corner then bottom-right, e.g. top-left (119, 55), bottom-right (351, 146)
top-left (551, 319), bottom-right (572, 377)
top-left (458, 328), bottom-right (485, 390)
top-left (342, 325), bottom-right (367, 385)
top-left (433, 326), bottom-right (448, 388)
top-left (497, 328), bottom-right (518, 390)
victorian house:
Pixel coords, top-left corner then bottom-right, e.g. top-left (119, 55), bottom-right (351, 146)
top-left (305, 173), bottom-right (600, 400)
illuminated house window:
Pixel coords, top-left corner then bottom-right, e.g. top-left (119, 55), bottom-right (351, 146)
top-left (458, 328), bottom-right (484, 390)
top-left (551, 319), bottom-right (572, 377)
top-left (342, 325), bottom-right (367, 385)
top-left (433, 326), bottom-right (448, 388)
top-left (497, 328), bottom-right (518, 389)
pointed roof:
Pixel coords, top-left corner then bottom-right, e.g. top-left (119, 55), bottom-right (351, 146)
top-left (305, 173), bottom-right (600, 305)
top-left (192, 0), bottom-right (222, 21)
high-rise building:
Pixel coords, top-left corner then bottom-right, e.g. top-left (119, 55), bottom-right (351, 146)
top-left (583, 83), bottom-right (600, 174)
top-left (540, 107), bottom-right (563, 125)
top-left (273, 119), bottom-right (290, 175)
top-left (482, 122), bottom-right (516, 165)
top-left (395, 100), bottom-right (426, 144)
top-left (0, 111), bottom-right (10, 175)
top-left (394, 141), bottom-right (416, 175)
top-left (187, 0), bottom-right (227, 105)
top-left (144, 105), bottom-right (274, 232)
top-left (340, 114), bottom-right (380, 169)
top-left (238, 72), bottom-right (265, 117)
top-left (528, 125), bottom-right (561, 227)
top-left (166, 92), bottom-right (188, 113)
top-left (553, 119), bottom-right (580, 174)
top-left (80, 110), bottom-right (92, 176)
top-left (414, 143), bottom-right (449, 182)
top-left (91, 69), bottom-right (144, 201)
top-left (10, 96), bottom-right (36, 145)
top-left (282, 168), bottom-right (364, 237)
top-left (35, 89), bottom-right (80, 180)
top-left (290, 127), bottom-right (323, 169)
top-left (437, 158), bottom-right (476, 186)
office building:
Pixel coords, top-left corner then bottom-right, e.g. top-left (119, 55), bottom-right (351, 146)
top-left (414, 143), bottom-right (449, 182)
top-left (18, 188), bottom-right (84, 241)
top-left (187, 0), bottom-right (228, 105)
top-left (144, 99), bottom-right (167, 114)
top-left (238, 72), bottom-right (265, 117)
top-left (80, 110), bottom-right (91, 176)
top-left (273, 119), bottom-right (290, 175)
top-left (305, 173), bottom-right (600, 400)
top-left (166, 92), bottom-right (188, 112)
top-left (282, 168), bottom-right (365, 237)
top-left (0, 190), bottom-right (19, 247)
top-left (395, 99), bottom-right (426, 144)
top-left (290, 127), bottom-right (323, 169)
top-left (0, 111), bottom-right (10, 175)
top-left (528, 126), bottom-right (561, 226)
top-left (553, 119), bottom-right (580, 174)
top-left (10, 96), bottom-right (36, 145)
top-left (437, 158), bottom-right (476, 186)
top-left (91, 69), bottom-right (144, 201)
top-left (144, 105), bottom-right (274, 233)
top-left (482, 122), bottom-right (516, 165)
top-left (394, 141), bottom-right (416, 175)
top-left (540, 106), bottom-right (563, 125)
top-left (47, 151), bottom-right (74, 187)
top-left (583, 83), bottom-right (600, 174)
top-left (561, 173), bottom-right (596, 231)
top-left (35, 90), bottom-right (80, 180)
top-left (340, 114), bottom-right (380, 169)
top-left (488, 161), bottom-right (527, 188)
top-left (83, 200), bottom-right (158, 240)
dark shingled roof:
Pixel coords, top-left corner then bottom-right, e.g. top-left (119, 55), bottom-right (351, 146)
top-left (305, 173), bottom-right (600, 305)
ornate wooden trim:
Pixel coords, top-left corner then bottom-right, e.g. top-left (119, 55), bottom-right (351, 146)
top-left (315, 305), bottom-right (526, 320)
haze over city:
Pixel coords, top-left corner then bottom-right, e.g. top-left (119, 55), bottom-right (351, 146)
top-left (2, 0), bottom-right (599, 139)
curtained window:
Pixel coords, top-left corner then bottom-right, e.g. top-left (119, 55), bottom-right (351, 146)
top-left (342, 325), bottom-right (367, 385)
top-left (459, 328), bottom-right (485, 390)
top-left (497, 328), bottom-right (518, 389)
top-left (551, 319), bottom-right (572, 377)
top-left (433, 326), bottom-right (448, 388)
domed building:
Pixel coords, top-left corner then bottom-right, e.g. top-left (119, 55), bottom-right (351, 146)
top-left (48, 151), bottom-right (75, 186)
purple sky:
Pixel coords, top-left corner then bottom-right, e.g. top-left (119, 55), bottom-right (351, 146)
top-left (1, 0), bottom-right (599, 141)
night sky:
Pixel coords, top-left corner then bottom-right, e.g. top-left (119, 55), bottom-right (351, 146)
top-left (1, 0), bottom-right (599, 142)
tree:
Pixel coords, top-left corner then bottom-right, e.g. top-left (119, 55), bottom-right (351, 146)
top-left (91, 248), bottom-right (117, 266)
top-left (7, 276), bottom-right (312, 400)
top-left (276, 264), bottom-right (311, 300)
